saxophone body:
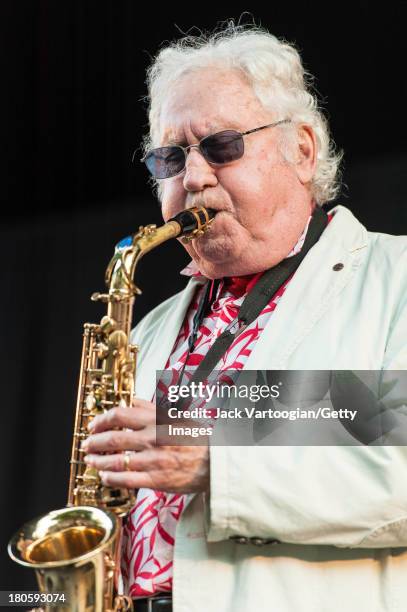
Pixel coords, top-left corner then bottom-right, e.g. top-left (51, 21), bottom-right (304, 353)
top-left (8, 207), bottom-right (215, 612)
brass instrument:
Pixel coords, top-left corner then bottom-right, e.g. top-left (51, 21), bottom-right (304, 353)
top-left (8, 206), bottom-right (215, 612)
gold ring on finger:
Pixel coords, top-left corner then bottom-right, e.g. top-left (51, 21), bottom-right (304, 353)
top-left (123, 451), bottom-right (132, 471)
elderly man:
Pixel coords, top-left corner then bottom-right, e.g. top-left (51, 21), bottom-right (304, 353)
top-left (82, 23), bottom-right (407, 612)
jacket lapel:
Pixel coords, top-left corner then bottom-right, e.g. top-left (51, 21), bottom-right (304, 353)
top-left (243, 205), bottom-right (368, 370)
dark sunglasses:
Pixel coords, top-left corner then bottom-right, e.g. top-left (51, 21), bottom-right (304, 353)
top-left (138, 118), bottom-right (291, 179)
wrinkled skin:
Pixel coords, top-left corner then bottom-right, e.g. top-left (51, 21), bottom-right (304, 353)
top-left (82, 400), bottom-right (209, 492)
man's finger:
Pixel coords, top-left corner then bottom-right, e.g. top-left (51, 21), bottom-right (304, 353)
top-left (88, 403), bottom-right (155, 434)
top-left (84, 450), bottom-right (155, 472)
top-left (82, 429), bottom-right (153, 453)
top-left (99, 470), bottom-right (154, 490)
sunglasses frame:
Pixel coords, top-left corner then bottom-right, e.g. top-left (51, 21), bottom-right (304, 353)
top-left (138, 118), bottom-right (291, 179)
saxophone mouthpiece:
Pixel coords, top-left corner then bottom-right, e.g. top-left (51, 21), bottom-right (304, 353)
top-left (170, 206), bottom-right (216, 242)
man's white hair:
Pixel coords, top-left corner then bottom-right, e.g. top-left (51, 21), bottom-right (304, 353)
top-left (145, 22), bottom-right (342, 205)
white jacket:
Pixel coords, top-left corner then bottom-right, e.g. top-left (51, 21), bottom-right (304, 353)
top-left (131, 205), bottom-right (407, 612)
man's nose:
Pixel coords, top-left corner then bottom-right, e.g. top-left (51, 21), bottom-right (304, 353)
top-left (183, 147), bottom-right (218, 192)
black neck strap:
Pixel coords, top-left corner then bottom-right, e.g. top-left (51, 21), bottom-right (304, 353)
top-left (179, 206), bottom-right (328, 394)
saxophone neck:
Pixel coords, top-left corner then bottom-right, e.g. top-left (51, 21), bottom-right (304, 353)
top-left (106, 220), bottom-right (181, 296)
top-left (93, 206), bottom-right (215, 312)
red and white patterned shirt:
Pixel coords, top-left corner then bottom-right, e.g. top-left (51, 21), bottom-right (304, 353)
top-left (122, 212), bottom-right (332, 597)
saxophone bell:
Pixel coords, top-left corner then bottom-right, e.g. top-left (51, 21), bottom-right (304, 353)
top-left (8, 506), bottom-right (126, 612)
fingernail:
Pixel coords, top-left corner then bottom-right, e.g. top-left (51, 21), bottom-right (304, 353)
top-left (87, 420), bottom-right (95, 431)
top-left (84, 455), bottom-right (90, 463)
top-left (119, 399), bottom-right (127, 409)
top-left (81, 440), bottom-right (88, 450)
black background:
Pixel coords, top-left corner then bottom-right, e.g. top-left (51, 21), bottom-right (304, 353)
top-left (1, 0), bottom-right (406, 590)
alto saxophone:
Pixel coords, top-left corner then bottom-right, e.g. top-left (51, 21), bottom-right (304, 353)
top-left (8, 206), bottom-right (215, 612)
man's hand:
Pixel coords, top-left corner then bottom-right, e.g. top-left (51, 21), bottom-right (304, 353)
top-left (81, 398), bottom-right (209, 493)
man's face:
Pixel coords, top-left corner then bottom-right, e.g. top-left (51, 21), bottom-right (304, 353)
top-left (158, 68), bottom-right (315, 278)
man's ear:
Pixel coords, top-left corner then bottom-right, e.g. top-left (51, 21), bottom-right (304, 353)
top-left (294, 125), bottom-right (317, 185)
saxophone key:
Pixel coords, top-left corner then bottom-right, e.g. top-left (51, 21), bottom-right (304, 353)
top-left (73, 432), bottom-right (87, 439)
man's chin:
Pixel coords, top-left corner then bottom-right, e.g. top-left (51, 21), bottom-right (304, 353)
top-left (186, 216), bottom-right (245, 275)
top-left (192, 247), bottom-right (243, 279)
top-left (193, 236), bottom-right (236, 265)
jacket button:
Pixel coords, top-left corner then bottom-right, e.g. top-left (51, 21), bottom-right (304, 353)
top-left (250, 537), bottom-right (280, 546)
top-left (229, 536), bottom-right (248, 544)
top-left (250, 537), bottom-right (266, 546)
